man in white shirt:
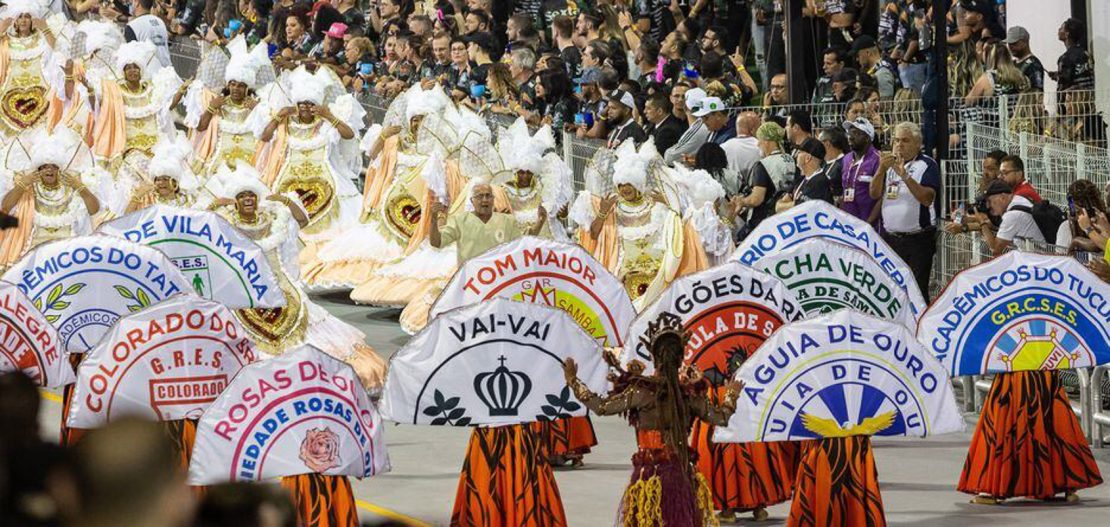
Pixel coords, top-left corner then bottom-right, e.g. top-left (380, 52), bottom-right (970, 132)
top-left (973, 180), bottom-right (1045, 256)
top-left (125, 0), bottom-right (172, 68)
top-left (721, 111), bottom-right (762, 186)
top-left (870, 122), bottom-right (940, 299)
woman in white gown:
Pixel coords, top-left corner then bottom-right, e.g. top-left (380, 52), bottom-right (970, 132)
top-left (255, 66), bottom-right (365, 270)
top-left (88, 40), bottom-right (185, 219)
top-left (0, 0), bottom-right (61, 142)
top-left (209, 162), bottom-right (386, 390)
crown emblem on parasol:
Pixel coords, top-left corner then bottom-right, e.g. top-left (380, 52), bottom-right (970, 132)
top-left (474, 356), bottom-right (532, 416)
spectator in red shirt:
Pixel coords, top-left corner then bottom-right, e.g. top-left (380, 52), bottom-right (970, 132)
top-left (999, 155), bottom-right (1042, 204)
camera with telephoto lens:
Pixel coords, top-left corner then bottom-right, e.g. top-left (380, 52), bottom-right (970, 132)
top-left (966, 194), bottom-right (988, 216)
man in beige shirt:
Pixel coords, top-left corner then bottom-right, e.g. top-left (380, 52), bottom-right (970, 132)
top-left (430, 180), bottom-right (546, 262)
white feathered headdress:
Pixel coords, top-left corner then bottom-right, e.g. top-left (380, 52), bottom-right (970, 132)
top-left (115, 40), bottom-right (160, 78)
top-left (224, 36), bottom-right (270, 88)
top-left (497, 118), bottom-right (555, 174)
top-left (216, 161), bottom-right (270, 199)
top-left (1, 0), bottom-right (47, 20)
top-left (78, 20), bottom-right (121, 58)
top-left (31, 130), bottom-right (80, 169)
top-left (611, 138), bottom-right (659, 192)
top-left (148, 138), bottom-right (193, 181)
top-left (286, 66), bottom-right (328, 105)
top-left (671, 165), bottom-right (725, 210)
top-left (404, 84), bottom-right (449, 123)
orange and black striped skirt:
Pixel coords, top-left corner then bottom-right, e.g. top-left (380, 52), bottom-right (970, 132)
top-left (280, 473), bottom-right (359, 527)
top-left (690, 417), bottom-right (797, 511)
top-left (451, 424), bottom-right (567, 526)
top-left (789, 435), bottom-right (885, 527)
top-left (959, 370), bottom-right (1103, 499)
top-left (533, 415), bottom-right (597, 459)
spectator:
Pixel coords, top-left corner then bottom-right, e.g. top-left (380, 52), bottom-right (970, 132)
top-left (604, 89), bottom-right (646, 148)
top-left (421, 32), bottom-right (453, 83)
top-left (974, 180), bottom-right (1043, 256)
top-left (786, 109), bottom-right (813, 154)
top-left (964, 42), bottom-right (1028, 106)
top-left (336, 0), bottom-right (365, 36)
top-left (777, 137), bottom-right (833, 212)
top-left (509, 47), bottom-right (538, 104)
top-left (664, 87), bottom-right (710, 165)
top-left (721, 110), bottom-right (762, 191)
top-left (643, 92), bottom-right (686, 154)
top-left (124, 0), bottom-right (171, 67)
top-left (309, 22), bottom-right (347, 66)
top-left (633, 37), bottom-right (661, 87)
top-left (762, 73), bottom-right (789, 118)
top-left (1005, 26), bottom-right (1044, 92)
top-left (447, 36), bottom-right (475, 99)
top-left (819, 126), bottom-right (849, 203)
top-left (280, 10), bottom-right (316, 62)
top-left (998, 154), bottom-right (1041, 203)
top-left (823, 0), bottom-right (860, 50)
top-left (576, 11), bottom-right (603, 46)
top-left (893, 0), bottom-right (928, 95)
top-left (732, 121), bottom-right (797, 236)
top-left (464, 9), bottom-right (492, 35)
top-left (574, 67), bottom-right (604, 135)
top-left (194, 483), bottom-right (298, 527)
top-left (699, 51), bottom-right (754, 107)
top-left (0, 372), bottom-right (69, 527)
top-left (56, 419), bottom-right (194, 527)
top-left (693, 97), bottom-right (735, 146)
top-left (698, 25), bottom-right (734, 76)
top-left (871, 122), bottom-right (940, 299)
top-left (369, 0), bottom-right (406, 41)
top-left (408, 14), bottom-right (432, 40)
top-left (978, 149), bottom-right (1007, 192)
top-left (1058, 179), bottom-right (1107, 251)
top-left (1051, 18), bottom-right (1094, 92)
top-left (670, 82), bottom-right (693, 124)
top-left (812, 47), bottom-right (846, 104)
top-left (465, 31), bottom-right (496, 75)
top-left (345, 36), bottom-right (374, 91)
top-left (840, 117), bottom-right (881, 223)
top-left (531, 68), bottom-right (577, 131)
top-left (852, 35), bottom-right (898, 99)
top-left (552, 15), bottom-right (582, 79)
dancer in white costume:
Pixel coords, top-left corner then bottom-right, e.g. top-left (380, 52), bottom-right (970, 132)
top-left (209, 163), bottom-right (386, 390)
top-left (124, 137), bottom-right (207, 212)
top-left (396, 116), bottom-right (573, 333)
top-left (256, 66), bottom-right (365, 269)
top-left (668, 165), bottom-right (734, 266)
top-left (345, 89), bottom-right (497, 304)
top-left (184, 35), bottom-right (271, 178)
top-left (0, 0), bottom-right (62, 141)
top-left (309, 84), bottom-right (465, 293)
top-left (570, 139), bottom-right (709, 311)
top-left (0, 127), bottom-right (102, 268)
top-left (52, 20), bottom-right (123, 144)
top-left (89, 40), bottom-right (185, 218)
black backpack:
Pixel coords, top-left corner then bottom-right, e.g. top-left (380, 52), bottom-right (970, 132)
top-left (1010, 201), bottom-right (1067, 245)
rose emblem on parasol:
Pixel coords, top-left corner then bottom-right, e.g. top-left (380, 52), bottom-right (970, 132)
top-left (298, 427), bottom-right (341, 473)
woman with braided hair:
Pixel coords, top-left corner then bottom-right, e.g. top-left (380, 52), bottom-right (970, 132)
top-left (564, 312), bottom-right (741, 526)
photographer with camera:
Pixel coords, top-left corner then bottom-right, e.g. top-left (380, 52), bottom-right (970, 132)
top-left (972, 180), bottom-right (1044, 257)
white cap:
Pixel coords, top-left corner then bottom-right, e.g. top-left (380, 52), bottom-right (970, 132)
top-left (843, 117), bottom-right (876, 140)
top-left (692, 96), bottom-right (725, 117)
top-left (684, 87), bottom-right (707, 111)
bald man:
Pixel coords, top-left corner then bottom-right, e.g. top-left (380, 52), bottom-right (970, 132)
top-left (431, 181), bottom-right (543, 263)
top-left (721, 111), bottom-right (763, 189)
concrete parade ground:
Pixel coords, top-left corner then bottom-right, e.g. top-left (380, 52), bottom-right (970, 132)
top-left (39, 293), bottom-right (1110, 527)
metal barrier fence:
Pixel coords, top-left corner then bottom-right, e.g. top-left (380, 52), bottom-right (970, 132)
top-left (165, 38), bottom-right (1110, 444)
